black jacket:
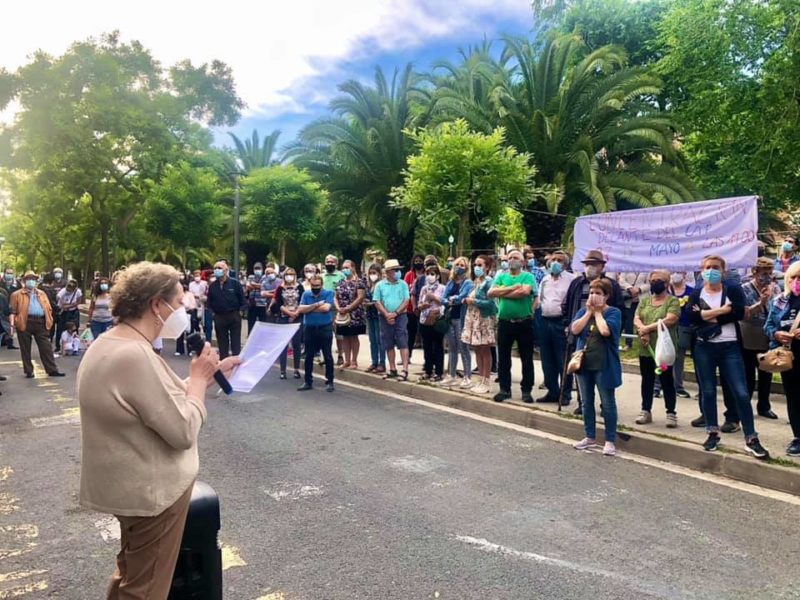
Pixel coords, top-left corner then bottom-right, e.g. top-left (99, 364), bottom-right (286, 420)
top-left (686, 282), bottom-right (745, 343)
top-left (207, 277), bottom-right (247, 315)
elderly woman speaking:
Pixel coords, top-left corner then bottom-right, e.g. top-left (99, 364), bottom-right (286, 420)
top-left (77, 262), bottom-right (239, 599)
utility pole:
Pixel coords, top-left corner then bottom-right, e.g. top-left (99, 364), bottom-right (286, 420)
top-left (232, 170), bottom-right (241, 276)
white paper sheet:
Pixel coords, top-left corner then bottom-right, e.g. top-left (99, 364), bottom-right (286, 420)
top-left (228, 321), bottom-right (301, 393)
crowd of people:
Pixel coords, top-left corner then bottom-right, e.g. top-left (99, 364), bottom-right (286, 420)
top-left (3, 234), bottom-right (800, 461)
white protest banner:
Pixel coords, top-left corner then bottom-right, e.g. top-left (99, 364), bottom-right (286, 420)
top-left (228, 321), bottom-right (301, 393)
top-left (573, 196), bottom-right (758, 272)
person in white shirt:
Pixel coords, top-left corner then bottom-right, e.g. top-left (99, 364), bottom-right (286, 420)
top-left (55, 280), bottom-right (83, 353)
top-left (60, 322), bottom-right (81, 356)
top-left (188, 270), bottom-right (209, 341)
top-left (536, 251), bottom-right (577, 404)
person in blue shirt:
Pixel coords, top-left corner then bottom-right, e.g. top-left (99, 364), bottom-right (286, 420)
top-left (296, 273), bottom-right (335, 393)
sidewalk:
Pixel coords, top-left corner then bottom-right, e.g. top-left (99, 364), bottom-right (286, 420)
top-left (342, 340), bottom-right (798, 467)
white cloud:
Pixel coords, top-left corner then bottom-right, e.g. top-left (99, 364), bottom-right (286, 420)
top-left (0, 0), bottom-right (532, 124)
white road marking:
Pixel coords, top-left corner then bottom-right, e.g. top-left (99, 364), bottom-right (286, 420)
top-left (29, 407), bottom-right (80, 428)
top-left (387, 455), bottom-right (447, 474)
top-left (455, 535), bottom-right (678, 599)
top-left (94, 516), bottom-right (121, 542)
top-left (264, 483), bottom-right (323, 502)
top-left (329, 377), bottom-right (800, 507)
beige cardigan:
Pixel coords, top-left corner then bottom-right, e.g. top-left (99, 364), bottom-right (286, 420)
top-left (77, 333), bottom-right (207, 517)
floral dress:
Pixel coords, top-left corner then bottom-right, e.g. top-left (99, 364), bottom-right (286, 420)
top-left (335, 277), bottom-right (367, 335)
top-left (461, 279), bottom-right (497, 346)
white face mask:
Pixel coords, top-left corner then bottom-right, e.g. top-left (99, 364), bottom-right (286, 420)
top-left (158, 302), bottom-right (190, 339)
top-left (584, 265), bottom-right (599, 279)
top-left (369, 273), bottom-right (379, 282)
top-left (426, 274), bottom-right (438, 285)
top-left (671, 273), bottom-right (684, 284)
top-left (284, 275), bottom-right (295, 283)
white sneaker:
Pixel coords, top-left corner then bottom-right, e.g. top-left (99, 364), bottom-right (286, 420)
top-left (574, 438), bottom-right (598, 450)
top-left (53, 353), bottom-right (60, 358)
top-left (666, 413), bottom-right (678, 428)
top-left (472, 382), bottom-right (488, 394)
top-left (635, 410), bottom-right (652, 425)
top-left (603, 442), bottom-right (617, 456)
top-left (439, 376), bottom-right (457, 387)
top-left (459, 378), bottom-right (473, 389)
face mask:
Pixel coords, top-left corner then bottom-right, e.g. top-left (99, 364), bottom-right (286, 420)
top-left (158, 302), bottom-right (190, 339)
top-left (369, 273), bottom-right (379, 282)
top-left (325, 264), bottom-right (336, 274)
top-left (584, 265), bottom-right (599, 279)
top-left (426, 274), bottom-right (437, 284)
top-left (342, 268), bottom-right (352, 277)
top-left (214, 268), bottom-right (224, 278)
top-left (549, 262), bottom-right (563, 276)
top-left (25, 280), bottom-right (36, 289)
top-left (100, 283), bottom-right (109, 292)
top-left (500, 261), bottom-right (508, 271)
top-left (757, 273), bottom-right (772, 285)
top-left (473, 266), bottom-right (485, 278)
top-left (527, 259), bottom-right (536, 270)
top-left (650, 280), bottom-right (667, 295)
top-left (454, 267), bottom-right (466, 277)
top-left (671, 273), bottom-right (684, 284)
top-left (589, 292), bottom-right (605, 306)
top-left (194, 276), bottom-right (201, 283)
top-left (783, 242), bottom-right (794, 253)
top-left (284, 275), bottom-right (295, 283)
top-left (67, 286), bottom-right (76, 292)
top-left (413, 262), bottom-right (424, 271)
top-left (267, 273), bottom-right (276, 282)
top-left (702, 268), bottom-right (723, 284)
top-left (509, 259), bottom-right (522, 271)
top-left (793, 281), bottom-right (800, 296)
top-left (54, 272), bottom-right (62, 280)
top-left (446, 262), bottom-right (453, 269)
top-left (4, 274), bottom-right (12, 282)
top-left (311, 286), bottom-right (322, 294)
top-left (305, 271), bottom-right (315, 279)
top-left (758, 246), bottom-right (766, 257)
top-left (254, 270), bottom-right (263, 276)
top-left (387, 270), bottom-right (398, 280)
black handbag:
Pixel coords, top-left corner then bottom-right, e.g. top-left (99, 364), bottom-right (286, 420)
top-left (433, 306), bottom-right (451, 335)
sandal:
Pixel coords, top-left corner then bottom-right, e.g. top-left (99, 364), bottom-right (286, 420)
top-left (397, 370), bottom-right (409, 382)
top-left (375, 366), bottom-right (386, 373)
top-left (366, 365), bottom-right (377, 373)
top-left (383, 370), bottom-right (398, 380)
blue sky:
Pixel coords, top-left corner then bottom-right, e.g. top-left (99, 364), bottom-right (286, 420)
top-left (2, 1), bottom-right (536, 151)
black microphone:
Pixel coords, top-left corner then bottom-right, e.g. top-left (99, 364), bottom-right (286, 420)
top-left (186, 332), bottom-right (233, 395)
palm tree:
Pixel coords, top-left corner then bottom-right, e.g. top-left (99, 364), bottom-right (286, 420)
top-left (228, 129), bottom-right (282, 173)
top-left (429, 33), bottom-right (700, 245)
top-left (288, 65), bottom-right (425, 259)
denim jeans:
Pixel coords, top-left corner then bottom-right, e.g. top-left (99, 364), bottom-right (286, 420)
top-left (90, 320), bottom-right (113, 339)
top-left (446, 318), bottom-right (471, 378)
top-left (367, 317), bottom-right (385, 367)
top-left (576, 369), bottom-right (618, 442)
top-left (278, 319), bottom-right (303, 372)
top-left (694, 340), bottom-right (757, 439)
top-left (203, 308), bottom-right (214, 342)
top-left (537, 315), bottom-right (569, 402)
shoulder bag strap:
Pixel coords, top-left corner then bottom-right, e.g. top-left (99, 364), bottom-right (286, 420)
top-left (789, 304), bottom-right (800, 335)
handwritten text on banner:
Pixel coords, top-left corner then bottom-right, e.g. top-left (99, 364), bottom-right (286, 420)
top-left (573, 196), bottom-right (758, 272)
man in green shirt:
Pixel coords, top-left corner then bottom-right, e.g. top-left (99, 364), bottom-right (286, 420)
top-left (489, 249), bottom-right (537, 403)
top-left (322, 254), bottom-right (346, 365)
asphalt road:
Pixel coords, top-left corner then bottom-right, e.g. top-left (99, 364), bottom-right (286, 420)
top-left (0, 350), bottom-right (798, 599)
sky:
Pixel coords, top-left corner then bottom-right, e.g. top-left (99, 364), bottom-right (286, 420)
top-left (0, 0), bottom-right (535, 151)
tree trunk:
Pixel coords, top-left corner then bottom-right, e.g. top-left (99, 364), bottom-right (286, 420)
top-left (385, 227), bottom-right (415, 263)
top-left (457, 209), bottom-right (469, 257)
top-left (522, 201), bottom-right (567, 249)
top-left (280, 239), bottom-right (287, 265)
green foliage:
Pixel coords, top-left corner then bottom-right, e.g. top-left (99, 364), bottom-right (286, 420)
top-left (240, 165), bottom-right (327, 263)
top-left (392, 120), bottom-right (537, 254)
top-left (657, 0), bottom-right (799, 214)
top-left (290, 65), bottom-right (427, 259)
top-left (228, 129), bottom-right (282, 172)
top-left (144, 162), bottom-right (225, 262)
top-left (0, 32), bottom-right (242, 277)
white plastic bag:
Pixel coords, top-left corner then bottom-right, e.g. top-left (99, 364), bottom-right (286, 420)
top-left (655, 319), bottom-right (676, 367)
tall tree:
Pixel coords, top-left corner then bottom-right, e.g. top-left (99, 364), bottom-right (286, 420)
top-left (240, 165), bottom-right (327, 264)
top-left (0, 32), bottom-right (243, 274)
top-left (290, 65), bottom-right (426, 260)
top-left (392, 120), bottom-right (538, 255)
top-left (228, 129), bottom-right (282, 172)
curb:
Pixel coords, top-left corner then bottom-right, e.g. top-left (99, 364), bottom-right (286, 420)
top-left (323, 366), bottom-right (800, 497)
